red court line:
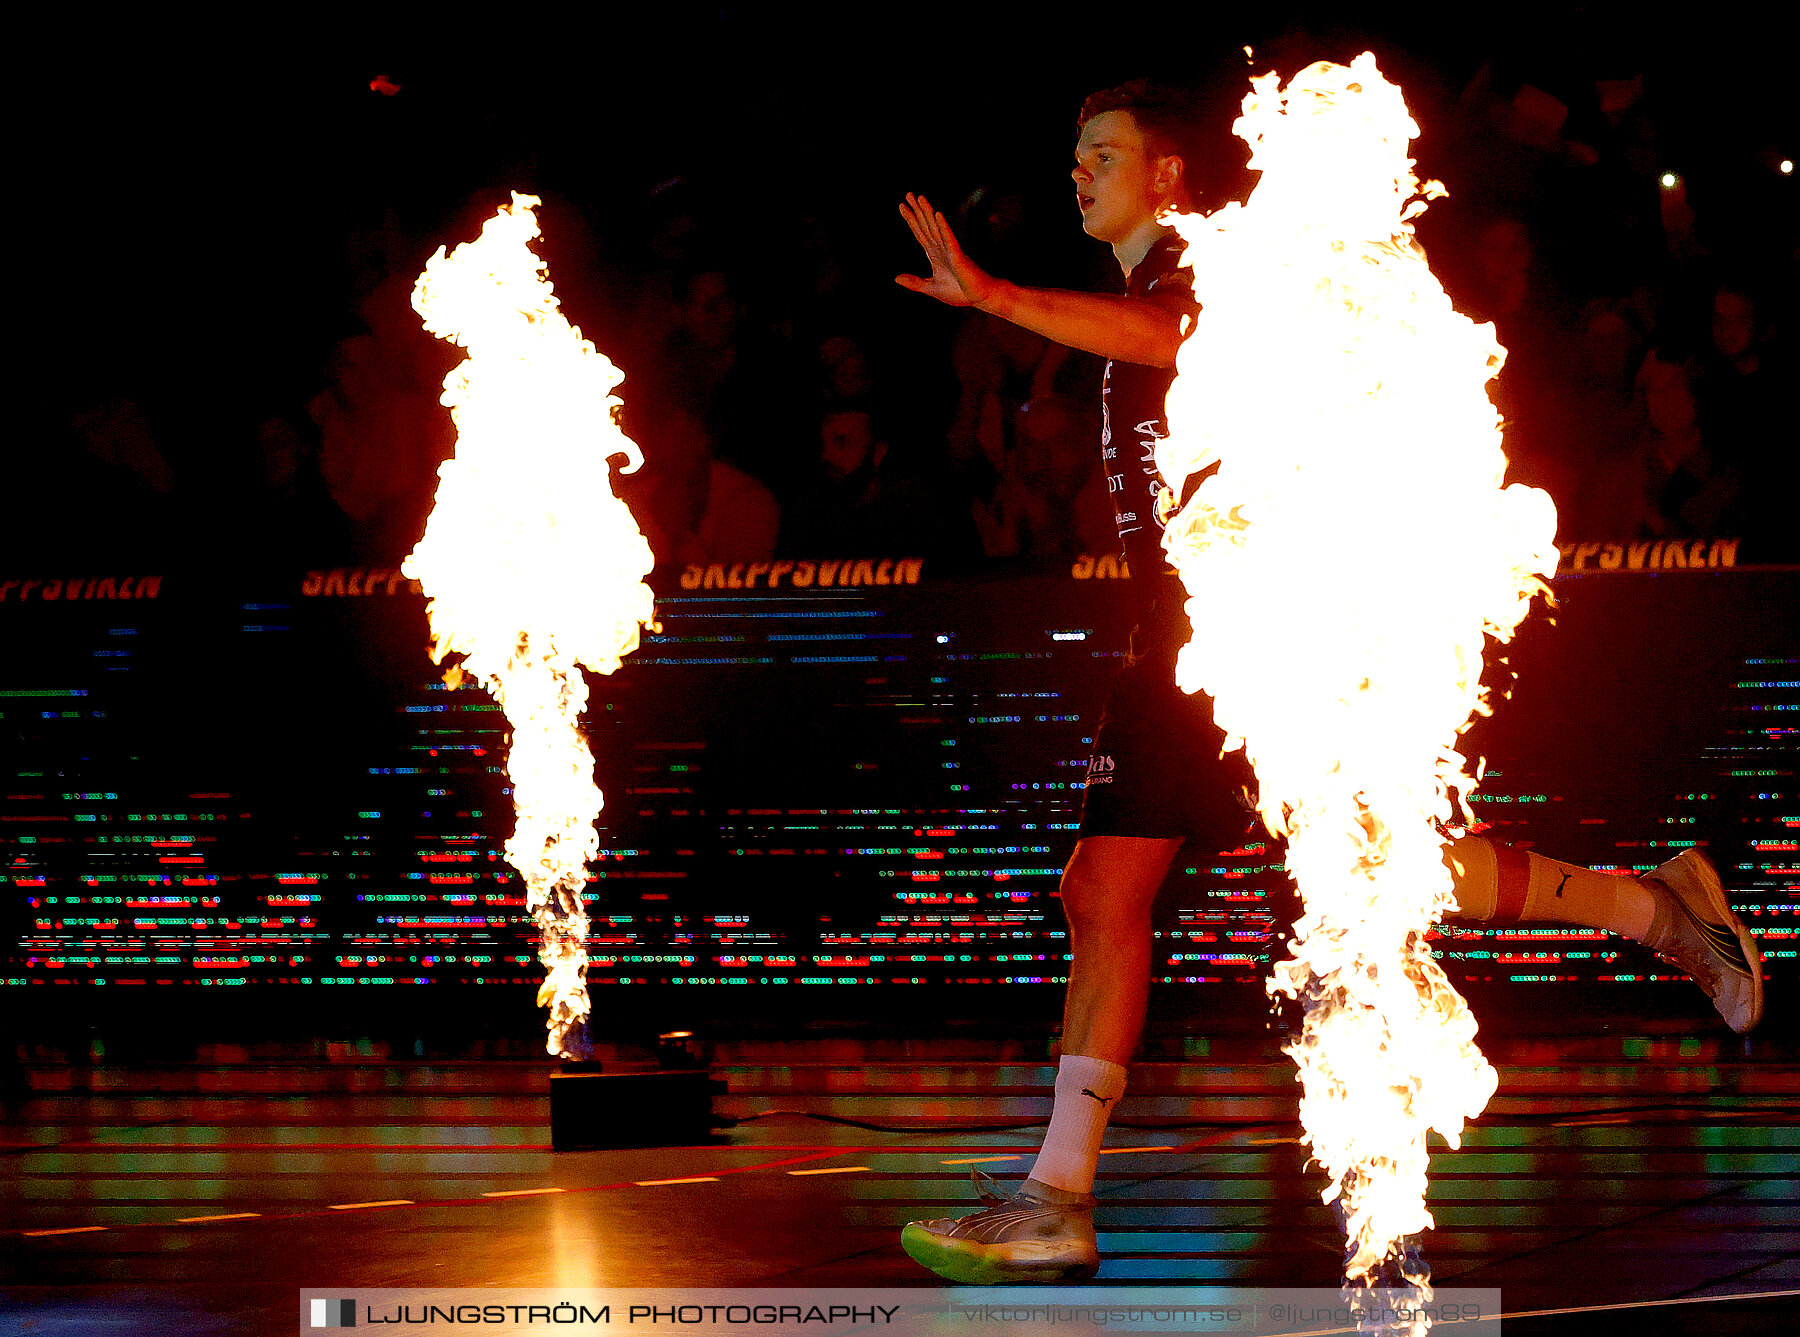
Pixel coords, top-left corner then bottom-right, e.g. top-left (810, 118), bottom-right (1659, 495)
top-left (1160, 1128), bottom-right (1281, 1154)
top-left (1, 1128), bottom-right (1302, 1155)
top-left (0, 1134), bottom-right (1296, 1154)
top-left (1, 1142), bottom-right (556, 1152)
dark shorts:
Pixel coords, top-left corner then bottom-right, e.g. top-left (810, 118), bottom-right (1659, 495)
top-left (1077, 639), bottom-right (1260, 850)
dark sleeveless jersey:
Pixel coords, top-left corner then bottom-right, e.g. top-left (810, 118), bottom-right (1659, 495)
top-left (1080, 231), bottom-right (1257, 844)
top-left (1099, 230), bottom-right (1196, 631)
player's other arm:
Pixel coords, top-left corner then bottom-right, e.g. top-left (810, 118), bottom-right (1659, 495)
top-left (896, 194), bottom-right (1184, 368)
top-left (981, 283), bottom-right (1185, 368)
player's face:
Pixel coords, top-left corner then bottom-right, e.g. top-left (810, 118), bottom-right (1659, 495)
top-left (1072, 110), bottom-right (1167, 244)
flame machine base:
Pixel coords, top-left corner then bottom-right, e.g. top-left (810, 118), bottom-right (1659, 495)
top-left (549, 1066), bottom-right (728, 1151)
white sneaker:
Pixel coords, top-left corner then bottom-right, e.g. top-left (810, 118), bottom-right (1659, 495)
top-left (1641, 849), bottom-right (1764, 1033)
top-left (901, 1175), bottom-right (1098, 1284)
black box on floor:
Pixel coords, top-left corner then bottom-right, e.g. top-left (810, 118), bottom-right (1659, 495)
top-left (550, 1068), bottom-right (727, 1150)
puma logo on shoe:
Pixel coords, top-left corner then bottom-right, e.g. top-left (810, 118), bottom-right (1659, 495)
top-left (1080, 1088), bottom-right (1114, 1108)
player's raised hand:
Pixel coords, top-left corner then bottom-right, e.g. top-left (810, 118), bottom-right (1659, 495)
top-left (895, 193), bottom-right (997, 307)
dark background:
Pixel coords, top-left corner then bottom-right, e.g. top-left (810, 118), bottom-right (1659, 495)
top-left (33, 5), bottom-right (1795, 567)
top-left (10, 5), bottom-right (1795, 1051)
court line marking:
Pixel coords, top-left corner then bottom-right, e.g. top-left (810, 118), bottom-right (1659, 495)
top-left (327, 1200), bottom-right (414, 1211)
top-left (940, 1155), bottom-right (1023, 1165)
top-left (1505, 1287), bottom-right (1800, 1320)
top-left (1248, 1137), bottom-right (1305, 1145)
top-left (176, 1213), bottom-right (262, 1223)
top-left (10, 1147), bottom-right (854, 1238)
top-left (481, 1188), bottom-right (564, 1198)
top-left (635, 1177), bottom-right (720, 1186)
top-left (787, 1166), bottom-right (870, 1176)
top-left (1098, 1146), bottom-right (1172, 1154)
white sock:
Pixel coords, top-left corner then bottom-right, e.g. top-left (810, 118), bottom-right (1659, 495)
top-left (1446, 837), bottom-right (1657, 941)
top-left (1028, 1054), bottom-right (1127, 1195)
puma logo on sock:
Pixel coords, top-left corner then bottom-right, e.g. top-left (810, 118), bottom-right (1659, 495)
top-left (1554, 870), bottom-right (1573, 899)
top-left (1080, 1088), bottom-right (1114, 1108)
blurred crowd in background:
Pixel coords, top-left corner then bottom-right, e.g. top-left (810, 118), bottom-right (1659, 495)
top-left (36, 42), bottom-right (1795, 576)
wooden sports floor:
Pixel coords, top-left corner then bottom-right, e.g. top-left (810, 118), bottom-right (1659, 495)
top-left (4, 1029), bottom-right (1796, 1335)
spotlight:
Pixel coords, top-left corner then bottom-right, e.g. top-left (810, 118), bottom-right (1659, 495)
top-left (1659, 172), bottom-right (1680, 190)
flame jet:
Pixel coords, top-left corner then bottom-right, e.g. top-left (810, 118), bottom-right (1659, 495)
top-left (1157, 57), bottom-right (1559, 1294)
top-left (404, 194), bottom-right (656, 1058)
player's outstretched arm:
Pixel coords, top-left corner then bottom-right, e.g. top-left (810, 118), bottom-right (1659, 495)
top-left (895, 193), bottom-right (1184, 368)
top-left (896, 193), bottom-right (997, 307)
